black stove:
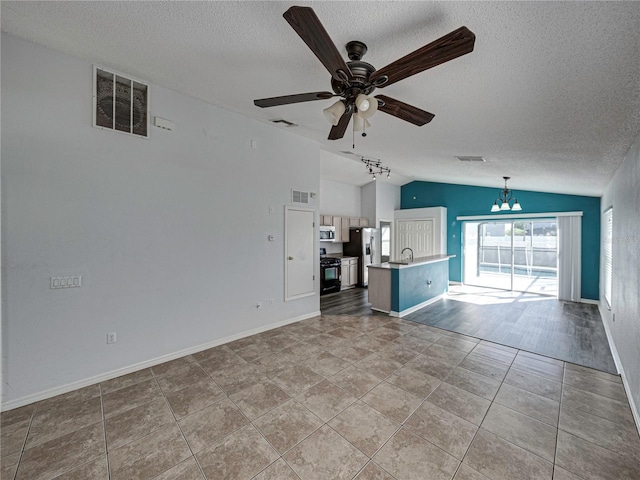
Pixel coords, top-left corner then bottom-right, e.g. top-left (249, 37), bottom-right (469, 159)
top-left (320, 249), bottom-right (341, 295)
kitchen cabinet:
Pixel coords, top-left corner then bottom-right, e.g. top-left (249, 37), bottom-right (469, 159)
top-left (341, 217), bottom-right (350, 243)
top-left (320, 214), bottom-right (370, 242)
top-left (341, 257), bottom-right (358, 289)
top-left (332, 216), bottom-right (342, 243)
top-left (321, 215), bottom-right (333, 226)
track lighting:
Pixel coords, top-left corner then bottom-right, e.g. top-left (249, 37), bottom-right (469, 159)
top-left (360, 156), bottom-right (390, 181)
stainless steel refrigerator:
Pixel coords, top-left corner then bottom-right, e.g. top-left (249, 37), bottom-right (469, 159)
top-left (343, 227), bottom-right (381, 287)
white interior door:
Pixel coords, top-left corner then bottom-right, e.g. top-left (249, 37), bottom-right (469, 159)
top-left (285, 207), bottom-right (315, 300)
top-left (396, 219), bottom-right (434, 259)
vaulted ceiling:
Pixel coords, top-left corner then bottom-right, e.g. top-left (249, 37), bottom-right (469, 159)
top-left (2, 1), bottom-right (639, 195)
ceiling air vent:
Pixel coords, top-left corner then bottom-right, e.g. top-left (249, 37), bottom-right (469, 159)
top-left (456, 156), bottom-right (486, 162)
top-left (271, 119), bottom-right (298, 127)
top-left (93, 66), bottom-right (148, 138)
top-left (292, 190), bottom-right (310, 204)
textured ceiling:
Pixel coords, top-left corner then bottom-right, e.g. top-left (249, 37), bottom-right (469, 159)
top-left (2, 1), bottom-right (639, 195)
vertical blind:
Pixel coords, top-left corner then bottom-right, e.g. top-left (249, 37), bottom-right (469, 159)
top-left (557, 215), bottom-right (582, 302)
top-left (603, 208), bottom-right (613, 308)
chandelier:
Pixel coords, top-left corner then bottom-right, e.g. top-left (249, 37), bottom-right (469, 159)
top-left (361, 156), bottom-right (390, 180)
top-left (491, 176), bottom-right (522, 212)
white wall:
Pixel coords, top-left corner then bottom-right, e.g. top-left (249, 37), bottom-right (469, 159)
top-left (600, 133), bottom-right (640, 428)
top-left (1, 35), bottom-right (321, 408)
top-left (361, 181), bottom-right (376, 226)
top-left (319, 178), bottom-right (362, 217)
top-left (375, 181), bottom-right (401, 225)
top-left (319, 178), bottom-right (362, 254)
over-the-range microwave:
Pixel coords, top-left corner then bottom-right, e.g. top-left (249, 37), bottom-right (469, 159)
top-left (319, 225), bottom-right (336, 242)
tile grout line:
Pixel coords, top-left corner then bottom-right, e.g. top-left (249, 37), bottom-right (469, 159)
top-left (99, 383), bottom-right (112, 480)
top-left (447, 342), bottom-right (519, 477)
top-left (8, 402), bottom-right (38, 480)
top-left (151, 366), bottom-right (208, 480)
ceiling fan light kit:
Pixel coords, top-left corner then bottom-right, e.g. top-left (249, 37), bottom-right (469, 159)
top-left (491, 177), bottom-right (522, 212)
top-left (253, 6), bottom-right (475, 141)
top-left (323, 100), bottom-right (346, 126)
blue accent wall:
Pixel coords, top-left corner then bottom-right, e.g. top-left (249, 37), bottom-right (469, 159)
top-left (391, 260), bottom-right (449, 312)
top-left (400, 181), bottom-right (601, 300)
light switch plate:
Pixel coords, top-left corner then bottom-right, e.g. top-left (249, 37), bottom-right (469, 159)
top-left (51, 276), bottom-right (82, 289)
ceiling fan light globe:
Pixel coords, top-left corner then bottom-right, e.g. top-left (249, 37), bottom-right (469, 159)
top-left (353, 113), bottom-right (365, 131)
top-left (358, 95), bottom-right (378, 120)
top-left (323, 100), bottom-right (346, 126)
top-left (355, 94), bottom-right (370, 112)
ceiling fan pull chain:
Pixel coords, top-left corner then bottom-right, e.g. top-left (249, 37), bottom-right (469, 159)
top-left (352, 123), bottom-right (356, 149)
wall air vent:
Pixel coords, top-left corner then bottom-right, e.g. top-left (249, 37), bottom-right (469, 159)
top-left (93, 66), bottom-right (148, 138)
top-left (271, 119), bottom-right (298, 127)
top-left (292, 190), bottom-right (310, 204)
top-left (456, 156), bottom-right (486, 162)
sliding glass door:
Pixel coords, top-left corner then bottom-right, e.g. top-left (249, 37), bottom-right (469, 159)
top-left (463, 219), bottom-right (558, 296)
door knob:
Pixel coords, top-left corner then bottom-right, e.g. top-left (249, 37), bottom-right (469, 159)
top-left (288, 256), bottom-right (294, 260)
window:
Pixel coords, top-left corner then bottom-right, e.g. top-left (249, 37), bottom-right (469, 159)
top-left (603, 207), bottom-right (613, 309)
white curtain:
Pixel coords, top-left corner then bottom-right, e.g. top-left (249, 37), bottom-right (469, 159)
top-left (558, 215), bottom-right (582, 302)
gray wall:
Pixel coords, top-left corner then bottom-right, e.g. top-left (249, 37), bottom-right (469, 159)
top-left (1, 35), bottom-right (320, 408)
top-left (600, 133), bottom-right (640, 426)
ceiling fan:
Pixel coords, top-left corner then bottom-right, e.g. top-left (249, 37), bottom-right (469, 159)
top-left (254, 6), bottom-right (476, 140)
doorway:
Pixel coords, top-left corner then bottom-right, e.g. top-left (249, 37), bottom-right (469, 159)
top-left (463, 219), bottom-right (558, 296)
top-left (379, 220), bottom-right (392, 263)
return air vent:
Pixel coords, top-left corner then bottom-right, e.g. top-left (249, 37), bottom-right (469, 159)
top-left (93, 66), bottom-right (148, 138)
top-left (456, 156), bottom-right (485, 162)
top-left (292, 190), bottom-right (310, 204)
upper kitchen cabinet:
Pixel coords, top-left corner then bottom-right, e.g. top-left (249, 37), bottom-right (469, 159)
top-left (320, 214), bottom-right (371, 242)
top-left (341, 217), bottom-right (351, 243)
top-left (332, 216), bottom-right (342, 243)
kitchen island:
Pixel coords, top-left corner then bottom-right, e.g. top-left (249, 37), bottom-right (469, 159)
top-left (368, 254), bottom-right (454, 317)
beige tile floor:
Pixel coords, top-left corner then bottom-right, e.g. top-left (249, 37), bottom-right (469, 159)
top-left (2, 314), bottom-right (640, 480)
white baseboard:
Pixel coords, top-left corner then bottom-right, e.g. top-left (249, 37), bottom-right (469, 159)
top-left (389, 294), bottom-right (444, 318)
top-left (581, 298), bottom-right (599, 305)
top-left (599, 304), bottom-right (640, 437)
top-left (1, 311), bottom-right (321, 412)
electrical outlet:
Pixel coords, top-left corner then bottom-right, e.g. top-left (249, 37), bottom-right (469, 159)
top-left (107, 332), bottom-right (117, 344)
top-left (269, 298), bottom-right (274, 305)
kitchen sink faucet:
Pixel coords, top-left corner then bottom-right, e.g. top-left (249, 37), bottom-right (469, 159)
top-left (401, 247), bottom-right (414, 262)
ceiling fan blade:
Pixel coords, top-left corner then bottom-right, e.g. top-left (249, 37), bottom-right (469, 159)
top-left (283, 6), bottom-right (354, 82)
top-left (328, 110), bottom-right (353, 140)
top-left (370, 26), bottom-right (475, 88)
top-left (254, 91), bottom-right (334, 108)
top-left (375, 95), bottom-right (435, 126)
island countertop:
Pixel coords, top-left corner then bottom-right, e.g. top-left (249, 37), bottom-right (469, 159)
top-left (368, 254), bottom-right (455, 270)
